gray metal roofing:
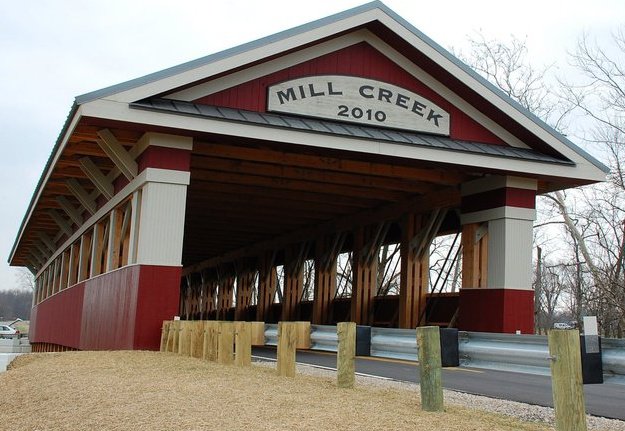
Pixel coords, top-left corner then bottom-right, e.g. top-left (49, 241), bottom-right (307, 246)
top-left (72, 1), bottom-right (608, 173)
top-left (9, 1), bottom-right (607, 264)
top-left (132, 98), bottom-right (572, 166)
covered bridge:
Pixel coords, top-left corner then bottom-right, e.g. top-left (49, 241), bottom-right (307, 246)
top-left (9, 2), bottom-right (606, 351)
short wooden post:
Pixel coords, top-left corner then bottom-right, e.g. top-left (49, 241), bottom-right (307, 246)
top-left (250, 322), bottom-right (265, 346)
top-left (235, 322), bottom-right (252, 366)
top-left (171, 320), bottom-right (181, 353)
top-left (295, 321), bottom-right (311, 349)
top-left (203, 321), bottom-right (219, 361)
top-left (190, 320), bottom-right (204, 359)
top-left (160, 321), bottom-right (170, 352)
top-left (416, 326), bottom-right (444, 412)
top-left (277, 321), bottom-right (297, 377)
top-left (548, 329), bottom-right (587, 431)
top-left (337, 322), bottom-right (356, 388)
top-left (217, 321), bottom-right (235, 365)
top-left (178, 321), bottom-right (193, 356)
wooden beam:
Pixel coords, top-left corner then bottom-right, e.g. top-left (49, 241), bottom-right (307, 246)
top-left (38, 232), bottom-right (57, 253)
top-left (194, 142), bottom-right (468, 185)
top-left (191, 156), bottom-right (435, 192)
top-left (191, 170), bottom-right (410, 202)
top-left (312, 235), bottom-right (338, 325)
top-left (48, 210), bottom-right (73, 237)
top-left (56, 196), bottom-right (83, 226)
top-left (351, 225), bottom-right (379, 325)
top-left (66, 178), bottom-right (97, 215)
top-left (461, 223), bottom-right (488, 289)
top-left (183, 186), bottom-right (460, 276)
top-left (96, 129), bottom-right (138, 180)
top-left (399, 213), bottom-right (429, 329)
top-left (256, 251), bottom-right (277, 322)
top-left (79, 157), bottom-right (114, 200)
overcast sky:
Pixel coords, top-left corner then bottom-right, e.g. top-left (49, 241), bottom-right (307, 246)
top-left (1, 0), bottom-right (622, 291)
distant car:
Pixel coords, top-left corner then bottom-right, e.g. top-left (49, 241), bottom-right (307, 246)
top-left (0, 325), bottom-right (19, 338)
top-left (553, 322), bottom-right (576, 330)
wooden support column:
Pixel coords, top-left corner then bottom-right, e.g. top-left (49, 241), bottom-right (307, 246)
top-left (399, 213), bottom-right (430, 329)
top-left (282, 244), bottom-right (306, 321)
top-left (461, 223), bottom-right (488, 289)
top-left (217, 274), bottom-right (235, 320)
top-left (256, 252), bottom-right (277, 322)
top-left (234, 268), bottom-right (255, 321)
top-left (351, 226), bottom-right (379, 325)
top-left (312, 235), bottom-right (338, 325)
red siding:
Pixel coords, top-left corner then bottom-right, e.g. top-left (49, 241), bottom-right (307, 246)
top-left (194, 42), bottom-right (505, 145)
top-left (29, 264), bottom-right (180, 351)
top-left (461, 187), bottom-right (536, 214)
top-left (80, 266), bottom-right (141, 350)
top-left (138, 146), bottom-right (191, 172)
top-left (458, 288), bottom-right (534, 334)
top-left (29, 283), bottom-right (85, 349)
top-left (134, 266), bottom-right (181, 350)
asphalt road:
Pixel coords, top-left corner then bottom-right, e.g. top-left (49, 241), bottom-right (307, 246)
top-left (252, 346), bottom-right (625, 421)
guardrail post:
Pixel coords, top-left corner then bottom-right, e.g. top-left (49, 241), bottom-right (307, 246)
top-left (171, 320), bottom-right (181, 353)
top-left (337, 322), bottom-right (356, 388)
top-left (548, 329), bottom-right (587, 431)
top-left (203, 321), bottom-right (219, 361)
top-left (217, 322), bottom-right (235, 365)
top-left (416, 326), bottom-right (444, 412)
top-left (191, 321), bottom-right (204, 359)
top-left (295, 321), bottom-right (311, 349)
top-left (235, 322), bottom-right (252, 366)
top-left (160, 321), bottom-right (170, 352)
top-left (277, 321), bottom-right (297, 377)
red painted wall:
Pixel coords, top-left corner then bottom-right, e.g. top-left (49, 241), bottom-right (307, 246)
top-left (461, 187), bottom-right (536, 213)
top-left (138, 146), bottom-right (191, 173)
top-left (30, 264), bottom-right (180, 351)
top-left (193, 42), bottom-right (505, 146)
top-left (458, 288), bottom-right (534, 334)
top-left (30, 283), bottom-right (85, 348)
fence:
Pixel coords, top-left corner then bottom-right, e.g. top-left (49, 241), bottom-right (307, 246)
top-left (262, 324), bottom-right (625, 383)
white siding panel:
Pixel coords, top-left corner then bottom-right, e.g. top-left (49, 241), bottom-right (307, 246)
top-left (136, 182), bottom-right (187, 266)
top-left (487, 218), bottom-right (534, 290)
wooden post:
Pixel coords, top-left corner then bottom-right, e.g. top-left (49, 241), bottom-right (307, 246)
top-left (351, 226), bottom-right (379, 325)
top-left (190, 320), bottom-right (204, 359)
top-left (399, 213), bottom-right (429, 328)
top-left (178, 321), bottom-right (192, 356)
top-left (295, 321), bottom-right (311, 349)
top-left (312, 235), bottom-right (337, 324)
top-left (250, 322), bottom-right (265, 346)
top-left (217, 321), bottom-right (235, 365)
top-left (277, 322), bottom-right (297, 377)
top-left (171, 320), bottom-right (181, 354)
top-left (234, 322), bottom-right (252, 366)
top-left (337, 322), bottom-right (356, 388)
top-left (548, 329), bottom-right (587, 431)
top-left (203, 321), bottom-right (219, 361)
top-left (160, 321), bottom-right (170, 352)
top-left (416, 326), bottom-right (444, 412)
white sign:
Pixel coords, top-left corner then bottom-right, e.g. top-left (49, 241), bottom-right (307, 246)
top-left (267, 75), bottom-right (450, 136)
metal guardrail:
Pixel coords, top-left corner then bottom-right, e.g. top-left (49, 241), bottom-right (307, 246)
top-left (310, 325), bottom-right (338, 352)
top-left (458, 331), bottom-right (551, 376)
top-left (602, 338), bottom-right (625, 384)
top-left (262, 323), bottom-right (625, 383)
top-left (371, 327), bottom-right (417, 361)
top-left (265, 324), bottom-right (278, 346)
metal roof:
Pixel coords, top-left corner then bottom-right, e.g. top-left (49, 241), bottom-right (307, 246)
top-left (132, 98), bottom-right (573, 166)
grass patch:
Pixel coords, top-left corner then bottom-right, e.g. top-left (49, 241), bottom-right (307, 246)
top-left (0, 351), bottom-right (552, 431)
